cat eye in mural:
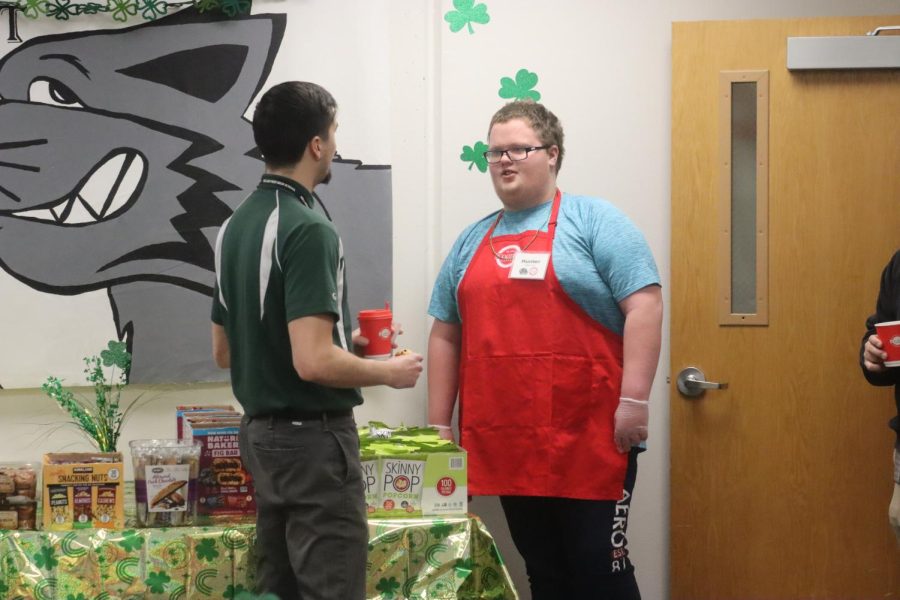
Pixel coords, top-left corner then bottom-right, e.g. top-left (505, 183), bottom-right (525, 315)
top-left (499, 68), bottom-right (541, 101)
top-left (0, 8), bottom-right (393, 385)
top-left (444, 0), bottom-right (490, 35)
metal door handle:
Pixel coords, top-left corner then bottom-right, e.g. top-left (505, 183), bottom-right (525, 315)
top-left (676, 367), bottom-right (729, 397)
top-left (867, 26), bottom-right (900, 36)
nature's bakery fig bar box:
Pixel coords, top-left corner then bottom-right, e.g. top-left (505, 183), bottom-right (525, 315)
top-left (42, 452), bottom-right (125, 530)
top-left (186, 417), bottom-right (255, 523)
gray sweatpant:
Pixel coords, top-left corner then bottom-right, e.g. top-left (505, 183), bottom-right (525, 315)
top-left (240, 413), bottom-right (367, 600)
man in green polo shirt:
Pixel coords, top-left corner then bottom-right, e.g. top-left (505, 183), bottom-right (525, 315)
top-left (211, 81), bottom-right (423, 600)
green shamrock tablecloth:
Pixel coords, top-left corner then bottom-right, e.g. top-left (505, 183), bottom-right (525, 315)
top-left (0, 515), bottom-right (517, 599)
top-left (367, 516), bottom-right (516, 599)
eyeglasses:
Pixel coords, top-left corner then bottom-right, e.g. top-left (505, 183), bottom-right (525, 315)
top-left (483, 145), bottom-right (549, 164)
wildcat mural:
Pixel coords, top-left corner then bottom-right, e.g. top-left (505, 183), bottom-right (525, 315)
top-left (0, 9), bottom-right (393, 384)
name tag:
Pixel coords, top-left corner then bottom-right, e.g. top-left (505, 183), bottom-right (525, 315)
top-left (508, 252), bottom-right (550, 280)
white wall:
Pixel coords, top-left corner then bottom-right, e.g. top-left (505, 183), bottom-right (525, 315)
top-left (2, 2), bottom-right (899, 599)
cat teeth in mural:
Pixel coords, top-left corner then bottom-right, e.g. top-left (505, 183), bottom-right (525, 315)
top-left (13, 150), bottom-right (146, 225)
top-left (0, 9), bottom-right (393, 384)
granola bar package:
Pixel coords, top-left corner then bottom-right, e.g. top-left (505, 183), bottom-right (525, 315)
top-left (129, 439), bottom-right (201, 527)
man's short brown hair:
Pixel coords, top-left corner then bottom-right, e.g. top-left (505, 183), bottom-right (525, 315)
top-left (488, 100), bottom-right (565, 173)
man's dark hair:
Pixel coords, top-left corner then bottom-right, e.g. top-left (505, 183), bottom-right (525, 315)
top-left (252, 81), bottom-right (337, 168)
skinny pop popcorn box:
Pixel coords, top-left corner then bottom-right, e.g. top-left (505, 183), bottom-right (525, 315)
top-left (359, 423), bottom-right (467, 518)
top-left (361, 458), bottom-right (380, 514)
top-left (380, 458), bottom-right (426, 513)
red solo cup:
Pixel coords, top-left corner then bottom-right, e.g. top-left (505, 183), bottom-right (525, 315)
top-left (358, 308), bottom-right (393, 359)
top-left (876, 321), bottom-right (900, 367)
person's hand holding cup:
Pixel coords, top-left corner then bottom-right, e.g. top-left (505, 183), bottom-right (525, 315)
top-left (868, 321), bottom-right (900, 373)
top-left (356, 307), bottom-right (395, 359)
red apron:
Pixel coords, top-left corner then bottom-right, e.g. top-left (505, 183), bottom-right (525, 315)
top-left (457, 190), bottom-right (627, 500)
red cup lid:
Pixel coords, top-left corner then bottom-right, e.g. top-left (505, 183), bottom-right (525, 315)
top-left (358, 309), bottom-right (392, 320)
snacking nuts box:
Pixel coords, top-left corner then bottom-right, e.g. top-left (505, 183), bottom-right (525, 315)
top-left (42, 452), bottom-right (125, 530)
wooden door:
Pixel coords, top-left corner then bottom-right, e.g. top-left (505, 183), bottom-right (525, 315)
top-left (672, 16), bottom-right (900, 599)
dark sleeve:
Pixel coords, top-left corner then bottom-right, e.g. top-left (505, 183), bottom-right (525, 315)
top-left (860, 250), bottom-right (900, 386)
top-left (281, 221), bottom-right (341, 322)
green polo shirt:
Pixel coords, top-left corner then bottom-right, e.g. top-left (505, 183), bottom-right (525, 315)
top-left (211, 175), bottom-right (363, 416)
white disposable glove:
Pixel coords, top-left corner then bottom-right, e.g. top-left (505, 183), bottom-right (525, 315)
top-left (891, 483), bottom-right (900, 544)
top-left (614, 397), bottom-right (649, 453)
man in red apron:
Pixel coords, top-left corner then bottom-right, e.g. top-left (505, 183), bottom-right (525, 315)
top-left (428, 100), bottom-right (662, 599)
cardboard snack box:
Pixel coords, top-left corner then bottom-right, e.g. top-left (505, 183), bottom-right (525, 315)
top-left (186, 418), bottom-right (255, 523)
top-left (359, 423), bottom-right (468, 518)
top-left (176, 405), bottom-right (237, 439)
top-left (42, 453), bottom-right (125, 530)
top-left (364, 450), bottom-right (468, 518)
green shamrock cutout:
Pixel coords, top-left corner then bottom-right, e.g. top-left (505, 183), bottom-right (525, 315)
top-left (144, 571), bottom-right (171, 594)
top-left (66, 594), bottom-right (89, 600)
top-left (499, 68), bottom-right (541, 101)
top-left (46, 0), bottom-right (76, 20)
top-left (375, 576), bottom-right (401, 598)
top-left (110, 0), bottom-right (138, 22)
top-left (220, 0), bottom-right (251, 16)
top-left (196, 0), bottom-right (221, 11)
top-left (34, 545), bottom-right (58, 570)
top-left (100, 340), bottom-right (131, 370)
top-left (444, 0), bottom-right (490, 34)
top-left (22, 0), bottom-right (48, 19)
top-left (140, 0), bottom-right (168, 20)
top-left (460, 141), bottom-right (489, 172)
top-left (117, 530), bottom-right (144, 552)
top-left (196, 538), bottom-right (220, 562)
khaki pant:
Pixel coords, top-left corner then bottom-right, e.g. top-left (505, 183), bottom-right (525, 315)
top-left (240, 413), bottom-right (367, 600)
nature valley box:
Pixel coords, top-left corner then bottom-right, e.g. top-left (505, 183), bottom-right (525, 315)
top-left (359, 423), bottom-right (467, 518)
top-left (42, 452), bottom-right (125, 530)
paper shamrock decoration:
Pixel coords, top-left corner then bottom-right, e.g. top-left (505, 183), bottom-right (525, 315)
top-left (460, 141), bottom-right (490, 173)
top-left (6, 0), bottom-right (251, 25)
top-left (499, 68), bottom-right (542, 101)
top-left (444, 0), bottom-right (490, 34)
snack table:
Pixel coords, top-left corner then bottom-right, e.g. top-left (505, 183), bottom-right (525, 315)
top-left (0, 514), bottom-right (518, 599)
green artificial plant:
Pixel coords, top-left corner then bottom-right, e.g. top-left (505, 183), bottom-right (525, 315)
top-left (41, 340), bottom-right (142, 452)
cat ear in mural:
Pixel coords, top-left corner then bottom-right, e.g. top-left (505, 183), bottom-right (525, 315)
top-left (113, 10), bottom-right (286, 112)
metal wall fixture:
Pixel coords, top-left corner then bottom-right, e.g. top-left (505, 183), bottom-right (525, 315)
top-left (787, 25), bottom-right (900, 70)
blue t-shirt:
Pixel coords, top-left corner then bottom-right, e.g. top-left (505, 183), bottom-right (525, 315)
top-left (428, 193), bottom-right (660, 335)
